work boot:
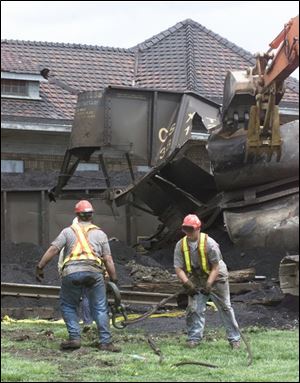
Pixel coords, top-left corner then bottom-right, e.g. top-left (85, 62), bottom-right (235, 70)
top-left (98, 343), bottom-right (121, 352)
top-left (186, 340), bottom-right (200, 349)
top-left (230, 340), bottom-right (241, 350)
top-left (60, 339), bottom-right (81, 350)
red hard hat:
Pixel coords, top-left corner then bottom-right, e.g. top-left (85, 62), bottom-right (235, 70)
top-left (182, 214), bottom-right (201, 230)
top-left (75, 200), bottom-right (94, 214)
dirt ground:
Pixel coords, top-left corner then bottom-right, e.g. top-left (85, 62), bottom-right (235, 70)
top-left (1, 239), bottom-right (299, 332)
top-left (123, 294), bottom-right (299, 335)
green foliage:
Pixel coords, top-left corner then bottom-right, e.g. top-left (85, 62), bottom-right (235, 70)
top-left (1, 320), bottom-right (299, 382)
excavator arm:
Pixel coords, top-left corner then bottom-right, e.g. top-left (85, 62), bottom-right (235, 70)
top-left (246, 15), bottom-right (299, 162)
top-left (221, 15), bottom-right (299, 162)
top-left (263, 15), bottom-right (299, 88)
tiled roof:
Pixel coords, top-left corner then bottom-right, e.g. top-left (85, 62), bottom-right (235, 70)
top-left (1, 82), bottom-right (77, 120)
top-left (1, 40), bottom-right (135, 120)
top-left (1, 48), bottom-right (41, 74)
top-left (133, 19), bottom-right (298, 104)
top-left (1, 19), bottom-right (298, 121)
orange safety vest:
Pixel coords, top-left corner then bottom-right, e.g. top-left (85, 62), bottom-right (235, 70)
top-left (181, 233), bottom-right (210, 275)
top-left (62, 223), bottom-right (103, 268)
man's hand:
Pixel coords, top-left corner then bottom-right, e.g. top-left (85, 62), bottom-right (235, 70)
top-left (35, 265), bottom-right (44, 282)
top-left (183, 279), bottom-right (197, 296)
top-left (109, 278), bottom-right (118, 287)
top-left (200, 283), bottom-right (212, 296)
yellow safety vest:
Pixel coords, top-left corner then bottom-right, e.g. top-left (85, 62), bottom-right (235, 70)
top-left (181, 233), bottom-right (210, 275)
top-left (62, 223), bottom-right (103, 268)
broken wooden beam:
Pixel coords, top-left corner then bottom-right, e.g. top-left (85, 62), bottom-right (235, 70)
top-left (228, 267), bottom-right (256, 283)
top-left (129, 280), bottom-right (262, 295)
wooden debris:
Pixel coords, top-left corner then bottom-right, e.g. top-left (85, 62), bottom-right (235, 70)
top-left (228, 268), bottom-right (256, 283)
top-left (129, 268), bottom-right (260, 295)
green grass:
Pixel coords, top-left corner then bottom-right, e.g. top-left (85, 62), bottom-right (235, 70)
top-left (1, 319), bottom-right (299, 382)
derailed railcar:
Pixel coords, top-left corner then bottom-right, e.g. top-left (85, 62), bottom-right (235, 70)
top-left (50, 86), bottom-right (299, 295)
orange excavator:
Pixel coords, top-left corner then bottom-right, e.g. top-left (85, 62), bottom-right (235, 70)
top-left (221, 15), bottom-right (299, 162)
top-left (219, 16), bottom-right (299, 295)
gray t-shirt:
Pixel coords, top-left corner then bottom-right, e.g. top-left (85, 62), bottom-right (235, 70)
top-left (174, 234), bottom-right (228, 282)
top-left (52, 222), bottom-right (111, 277)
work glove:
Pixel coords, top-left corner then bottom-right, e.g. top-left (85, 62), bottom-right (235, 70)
top-left (183, 279), bottom-right (198, 296)
top-left (200, 284), bottom-right (212, 296)
top-left (35, 265), bottom-right (44, 282)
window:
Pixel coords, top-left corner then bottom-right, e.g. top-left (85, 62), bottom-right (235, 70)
top-left (1, 160), bottom-right (24, 173)
top-left (192, 113), bottom-right (208, 133)
top-left (1, 79), bottom-right (28, 97)
top-left (76, 163), bottom-right (99, 171)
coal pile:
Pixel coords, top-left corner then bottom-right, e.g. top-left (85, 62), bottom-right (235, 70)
top-left (1, 240), bottom-right (61, 317)
top-left (109, 239), bottom-right (136, 285)
top-left (1, 239), bottom-right (138, 287)
top-left (1, 241), bottom-right (59, 285)
top-left (206, 227), bottom-right (292, 278)
top-left (139, 248), bottom-right (174, 270)
top-left (1, 239), bottom-right (140, 317)
top-left (1, 238), bottom-right (174, 287)
top-left (1, 235), bottom-right (297, 288)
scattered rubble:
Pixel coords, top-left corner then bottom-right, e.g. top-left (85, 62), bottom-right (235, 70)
top-left (127, 260), bottom-right (176, 283)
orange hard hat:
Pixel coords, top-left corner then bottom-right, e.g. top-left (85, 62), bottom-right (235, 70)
top-left (182, 214), bottom-right (201, 230)
top-left (74, 200), bottom-right (94, 214)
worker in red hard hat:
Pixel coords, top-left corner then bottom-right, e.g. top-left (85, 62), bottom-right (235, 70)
top-left (174, 214), bottom-right (241, 350)
top-left (36, 200), bottom-right (120, 352)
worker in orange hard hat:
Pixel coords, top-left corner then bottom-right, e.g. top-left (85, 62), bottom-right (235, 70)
top-left (174, 214), bottom-right (241, 349)
top-left (57, 215), bottom-right (94, 333)
top-left (36, 200), bottom-right (120, 352)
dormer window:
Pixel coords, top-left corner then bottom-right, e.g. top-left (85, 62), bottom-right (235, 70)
top-left (1, 72), bottom-right (45, 100)
top-left (1, 79), bottom-right (28, 97)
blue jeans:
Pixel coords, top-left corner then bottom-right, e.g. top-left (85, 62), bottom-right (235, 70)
top-left (81, 287), bottom-right (93, 325)
top-left (60, 271), bottom-right (111, 344)
top-left (186, 280), bottom-right (240, 343)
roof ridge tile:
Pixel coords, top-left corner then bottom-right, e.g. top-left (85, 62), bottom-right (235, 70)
top-left (1, 39), bottom-right (133, 53)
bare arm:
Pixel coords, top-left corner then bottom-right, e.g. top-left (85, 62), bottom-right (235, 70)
top-left (102, 255), bottom-right (118, 282)
top-left (206, 262), bottom-right (220, 288)
top-left (38, 245), bottom-right (60, 269)
top-left (175, 267), bottom-right (189, 284)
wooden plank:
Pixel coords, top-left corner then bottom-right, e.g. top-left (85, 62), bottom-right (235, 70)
top-left (228, 268), bottom-right (256, 282)
top-left (132, 280), bottom-right (263, 295)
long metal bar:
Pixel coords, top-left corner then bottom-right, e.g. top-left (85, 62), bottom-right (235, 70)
top-left (125, 152), bottom-right (135, 182)
top-left (223, 176), bottom-right (299, 203)
top-left (49, 150), bottom-right (80, 200)
top-left (222, 187), bottom-right (298, 209)
top-left (99, 153), bottom-right (111, 188)
top-left (125, 203), bottom-right (132, 246)
top-left (40, 190), bottom-right (49, 248)
top-left (106, 85), bottom-right (220, 108)
top-left (1, 283), bottom-right (177, 307)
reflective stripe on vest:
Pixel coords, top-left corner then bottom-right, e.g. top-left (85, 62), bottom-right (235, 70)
top-left (181, 233), bottom-right (210, 274)
top-left (62, 223), bottom-right (103, 268)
